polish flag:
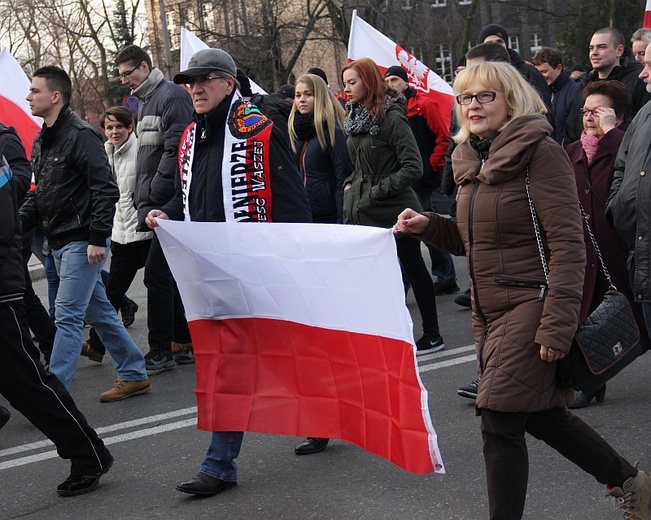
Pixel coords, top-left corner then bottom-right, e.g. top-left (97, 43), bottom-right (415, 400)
top-left (156, 219), bottom-right (445, 474)
top-left (180, 28), bottom-right (267, 95)
top-left (347, 11), bottom-right (455, 128)
top-left (0, 48), bottom-right (42, 157)
top-left (645, 0), bottom-right (651, 28)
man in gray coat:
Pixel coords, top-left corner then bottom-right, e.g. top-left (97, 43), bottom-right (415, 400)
top-left (607, 42), bottom-right (651, 335)
top-left (115, 45), bottom-right (194, 371)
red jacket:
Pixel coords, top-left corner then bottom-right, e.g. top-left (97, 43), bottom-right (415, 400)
top-left (404, 88), bottom-right (450, 194)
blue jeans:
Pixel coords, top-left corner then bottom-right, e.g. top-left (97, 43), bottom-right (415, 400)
top-left (200, 431), bottom-right (244, 482)
top-left (427, 243), bottom-right (457, 284)
top-left (50, 240), bottom-right (147, 389)
top-left (44, 254), bottom-right (59, 320)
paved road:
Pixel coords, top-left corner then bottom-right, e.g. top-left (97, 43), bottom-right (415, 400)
top-left (2, 252), bottom-right (650, 519)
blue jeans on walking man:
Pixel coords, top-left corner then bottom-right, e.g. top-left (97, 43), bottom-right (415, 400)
top-left (49, 239), bottom-right (147, 389)
top-left (200, 431), bottom-right (244, 482)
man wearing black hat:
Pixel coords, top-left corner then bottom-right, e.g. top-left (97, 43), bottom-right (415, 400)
top-left (384, 65), bottom-right (458, 295)
top-left (478, 23), bottom-right (552, 111)
top-left (145, 48), bottom-right (311, 497)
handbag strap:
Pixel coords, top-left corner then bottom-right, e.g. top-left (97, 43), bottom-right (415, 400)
top-left (524, 169), bottom-right (616, 290)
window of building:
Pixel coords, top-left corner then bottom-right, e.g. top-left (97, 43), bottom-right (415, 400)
top-left (167, 12), bottom-right (179, 49)
top-left (530, 33), bottom-right (542, 53)
top-left (200, 3), bottom-right (214, 32)
top-left (459, 0), bottom-right (472, 5)
top-left (435, 43), bottom-right (453, 83)
top-left (402, 0), bottom-right (413, 11)
top-left (508, 35), bottom-right (519, 53)
top-left (431, 0), bottom-right (447, 7)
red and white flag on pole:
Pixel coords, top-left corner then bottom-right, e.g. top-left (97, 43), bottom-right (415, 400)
top-left (0, 48), bottom-right (42, 157)
top-left (347, 10), bottom-right (455, 128)
top-left (156, 220), bottom-right (445, 474)
top-left (644, 0), bottom-right (651, 28)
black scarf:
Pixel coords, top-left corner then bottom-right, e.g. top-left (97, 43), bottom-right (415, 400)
top-left (470, 133), bottom-right (499, 160)
top-left (293, 112), bottom-right (316, 141)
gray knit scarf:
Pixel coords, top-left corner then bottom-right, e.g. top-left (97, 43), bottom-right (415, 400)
top-left (343, 90), bottom-right (406, 136)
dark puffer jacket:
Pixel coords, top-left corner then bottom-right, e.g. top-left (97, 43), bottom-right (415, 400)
top-left (419, 114), bottom-right (584, 413)
top-left (20, 107), bottom-right (118, 250)
top-left (133, 68), bottom-right (193, 230)
top-left (295, 126), bottom-right (352, 223)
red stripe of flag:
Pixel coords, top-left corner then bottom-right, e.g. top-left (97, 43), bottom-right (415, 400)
top-left (191, 317), bottom-right (441, 474)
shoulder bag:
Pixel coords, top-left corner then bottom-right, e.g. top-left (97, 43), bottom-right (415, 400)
top-left (525, 170), bottom-right (641, 394)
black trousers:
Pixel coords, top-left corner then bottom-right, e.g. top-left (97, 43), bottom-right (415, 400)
top-left (0, 301), bottom-right (109, 476)
top-left (143, 234), bottom-right (191, 353)
top-left (396, 235), bottom-right (440, 337)
top-left (481, 407), bottom-right (637, 520)
top-left (21, 247), bottom-right (56, 362)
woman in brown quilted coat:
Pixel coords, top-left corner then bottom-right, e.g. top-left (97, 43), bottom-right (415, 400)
top-left (394, 61), bottom-right (651, 520)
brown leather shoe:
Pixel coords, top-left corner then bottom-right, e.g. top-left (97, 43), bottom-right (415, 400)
top-left (80, 342), bottom-right (103, 363)
top-left (99, 380), bottom-right (151, 403)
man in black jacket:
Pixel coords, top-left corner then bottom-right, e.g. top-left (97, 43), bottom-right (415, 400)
top-left (20, 66), bottom-right (149, 399)
top-left (146, 48), bottom-right (311, 497)
top-left (564, 27), bottom-right (651, 145)
top-left (0, 140), bottom-right (113, 496)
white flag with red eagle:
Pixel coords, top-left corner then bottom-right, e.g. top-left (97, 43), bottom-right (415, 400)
top-left (346, 11), bottom-right (455, 128)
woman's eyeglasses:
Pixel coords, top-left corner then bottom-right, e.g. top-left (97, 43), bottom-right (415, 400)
top-left (579, 107), bottom-right (603, 117)
top-left (456, 92), bottom-right (497, 105)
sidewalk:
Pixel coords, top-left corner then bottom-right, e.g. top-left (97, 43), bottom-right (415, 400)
top-left (28, 255), bottom-right (45, 281)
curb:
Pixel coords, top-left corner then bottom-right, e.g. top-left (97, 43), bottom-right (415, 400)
top-left (29, 264), bottom-right (46, 282)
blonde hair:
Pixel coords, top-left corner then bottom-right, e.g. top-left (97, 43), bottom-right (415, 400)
top-left (452, 61), bottom-right (547, 143)
top-left (288, 74), bottom-right (345, 152)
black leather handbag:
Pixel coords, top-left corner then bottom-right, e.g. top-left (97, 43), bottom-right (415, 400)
top-left (525, 172), bottom-right (641, 393)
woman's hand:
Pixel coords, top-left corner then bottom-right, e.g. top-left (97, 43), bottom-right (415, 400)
top-left (596, 106), bottom-right (617, 134)
top-left (540, 345), bottom-right (566, 363)
top-left (145, 209), bottom-right (169, 229)
top-left (393, 208), bottom-right (428, 235)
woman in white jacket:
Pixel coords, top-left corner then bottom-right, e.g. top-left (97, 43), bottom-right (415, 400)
top-left (81, 107), bottom-right (160, 363)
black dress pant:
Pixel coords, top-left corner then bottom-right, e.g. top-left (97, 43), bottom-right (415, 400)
top-left (0, 301), bottom-right (109, 476)
top-left (481, 407), bottom-right (637, 520)
top-left (143, 234), bottom-right (191, 353)
top-left (21, 247), bottom-right (56, 361)
top-left (396, 234), bottom-right (440, 337)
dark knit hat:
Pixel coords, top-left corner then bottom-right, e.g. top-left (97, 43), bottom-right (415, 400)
top-left (276, 84), bottom-right (295, 99)
top-left (307, 67), bottom-right (328, 85)
top-left (236, 69), bottom-right (253, 97)
top-left (479, 23), bottom-right (509, 44)
top-left (384, 65), bottom-right (409, 83)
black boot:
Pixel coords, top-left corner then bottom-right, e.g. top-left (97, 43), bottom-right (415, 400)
top-left (0, 406), bottom-right (10, 430)
top-left (569, 385), bottom-right (606, 409)
top-left (294, 437), bottom-right (329, 455)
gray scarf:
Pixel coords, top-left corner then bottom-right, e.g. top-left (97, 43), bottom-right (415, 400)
top-left (343, 90), bottom-right (406, 136)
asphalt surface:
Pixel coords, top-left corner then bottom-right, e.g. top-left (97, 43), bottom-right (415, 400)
top-left (3, 248), bottom-right (651, 520)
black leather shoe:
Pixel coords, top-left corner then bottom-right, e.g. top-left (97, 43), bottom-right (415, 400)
top-left (294, 437), bottom-right (329, 455)
top-left (57, 451), bottom-right (114, 497)
top-left (120, 298), bottom-right (138, 328)
top-left (0, 406), bottom-right (10, 431)
top-left (176, 473), bottom-right (237, 496)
